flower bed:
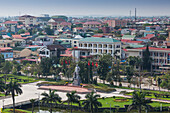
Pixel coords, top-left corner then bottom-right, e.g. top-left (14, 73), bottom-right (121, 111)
top-left (113, 99), bottom-right (129, 102)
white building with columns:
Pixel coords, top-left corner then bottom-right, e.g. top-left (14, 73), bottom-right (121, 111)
top-left (78, 37), bottom-right (122, 59)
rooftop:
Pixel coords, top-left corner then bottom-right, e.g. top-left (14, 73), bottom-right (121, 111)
top-left (122, 35), bottom-right (136, 39)
top-left (128, 47), bottom-right (170, 51)
top-left (79, 37), bottom-right (120, 43)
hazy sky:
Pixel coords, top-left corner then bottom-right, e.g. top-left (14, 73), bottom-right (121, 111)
top-left (1, 0), bottom-right (170, 17)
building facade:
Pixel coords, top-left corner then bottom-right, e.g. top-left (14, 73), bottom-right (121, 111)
top-left (107, 20), bottom-right (127, 28)
top-left (78, 37), bottom-right (121, 59)
top-left (19, 15), bottom-right (37, 25)
top-left (125, 47), bottom-right (170, 71)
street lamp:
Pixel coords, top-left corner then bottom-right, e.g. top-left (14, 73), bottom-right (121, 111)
top-left (106, 102), bottom-right (111, 113)
top-left (35, 93), bottom-right (40, 113)
top-left (2, 99), bottom-right (5, 109)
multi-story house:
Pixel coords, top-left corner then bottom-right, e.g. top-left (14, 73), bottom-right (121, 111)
top-left (19, 15), bottom-right (37, 25)
top-left (78, 37), bottom-right (122, 59)
top-left (33, 36), bottom-right (53, 46)
top-left (0, 40), bottom-right (15, 48)
top-left (106, 20), bottom-right (127, 28)
top-left (38, 45), bottom-right (66, 58)
top-left (83, 21), bottom-right (101, 29)
top-left (125, 47), bottom-right (170, 71)
top-left (48, 18), bottom-right (66, 30)
top-left (0, 47), bottom-right (13, 60)
top-left (1, 21), bottom-right (18, 27)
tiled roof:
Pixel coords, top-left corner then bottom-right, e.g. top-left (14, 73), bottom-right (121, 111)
top-left (60, 48), bottom-right (72, 57)
top-left (0, 47), bottom-right (13, 51)
top-left (142, 34), bottom-right (155, 39)
top-left (2, 21), bottom-right (18, 24)
top-left (121, 39), bottom-right (143, 43)
top-left (60, 22), bottom-right (71, 26)
top-left (79, 37), bottom-right (120, 43)
top-left (12, 35), bottom-right (27, 39)
top-left (83, 21), bottom-right (101, 25)
top-left (131, 47), bottom-right (170, 51)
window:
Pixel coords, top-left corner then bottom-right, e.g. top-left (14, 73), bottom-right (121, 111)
top-left (81, 52), bottom-right (85, 55)
top-left (160, 53), bottom-right (164, 57)
top-left (74, 41), bottom-right (77, 43)
top-left (116, 45), bottom-right (120, 48)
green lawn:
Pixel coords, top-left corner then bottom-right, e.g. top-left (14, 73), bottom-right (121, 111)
top-left (2, 109), bottom-right (31, 113)
top-left (0, 74), bottom-right (45, 84)
top-left (125, 92), bottom-right (170, 101)
top-left (64, 97), bottom-right (170, 108)
top-left (0, 93), bottom-right (5, 97)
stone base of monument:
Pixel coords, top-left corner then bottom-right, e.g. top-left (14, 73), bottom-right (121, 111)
top-left (72, 78), bottom-right (81, 86)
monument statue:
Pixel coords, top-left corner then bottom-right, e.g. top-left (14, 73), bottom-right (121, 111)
top-left (72, 64), bottom-right (81, 86)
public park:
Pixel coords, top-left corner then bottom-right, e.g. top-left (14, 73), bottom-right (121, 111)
top-left (0, 53), bottom-right (169, 113)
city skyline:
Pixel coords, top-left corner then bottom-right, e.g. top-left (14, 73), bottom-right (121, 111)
top-left (0, 0), bottom-right (170, 17)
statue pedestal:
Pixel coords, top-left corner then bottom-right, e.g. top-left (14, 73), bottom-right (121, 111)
top-left (72, 64), bottom-right (81, 86)
top-left (72, 75), bottom-right (81, 86)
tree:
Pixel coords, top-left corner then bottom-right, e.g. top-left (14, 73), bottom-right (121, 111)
top-left (83, 91), bottom-right (102, 113)
top-left (78, 60), bottom-right (93, 84)
top-left (128, 91), bottom-right (152, 113)
top-left (97, 54), bottom-right (112, 83)
top-left (5, 80), bottom-right (22, 113)
top-left (0, 78), bottom-right (5, 92)
top-left (0, 54), bottom-right (5, 68)
top-left (41, 89), bottom-right (61, 113)
top-left (40, 58), bottom-right (52, 78)
top-left (18, 29), bottom-right (25, 34)
top-left (1, 61), bottom-right (12, 84)
top-left (66, 91), bottom-right (81, 113)
top-left (12, 61), bottom-right (21, 75)
top-left (30, 99), bottom-right (36, 113)
top-left (21, 63), bottom-right (30, 76)
top-left (160, 72), bottom-right (170, 91)
top-left (142, 45), bottom-right (152, 71)
top-left (126, 65), bottom-right (134, 87)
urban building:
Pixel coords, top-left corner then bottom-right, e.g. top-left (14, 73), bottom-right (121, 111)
top-left (83, 21), bottom-right (101, 29)
top-left (33, 36), bottom-right (53, 46)
top-left (0, 47), bottom-right (13, 60)
top-left (19, 15), bottom-right (37, 25)
top-left (106, 20), bottom-right (127, 28)
top-left (38, 45), bottom-right (66, 58)
top-left (78, 37), bottom-right (121, 59)
top-left (125, 47), bottom-right (170, 71)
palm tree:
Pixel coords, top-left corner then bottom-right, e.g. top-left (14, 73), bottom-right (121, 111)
top-left (41, 89), bottom-right (61, 113)
top-left (30, 99), bottom-right (36, 113)
top-left (5, 80), bottom-right (23, 113)
top-left (66, 91), bottom-right (81, 113)
top-left (0, 78), bottom-right (5, 92)
top-left (135, 57), bottom-right (143, 91)
top-left (83, 91), bottom-right (102, 113)
top-left (128, 91), bottom-right (152, 113)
